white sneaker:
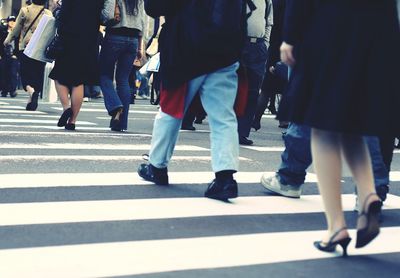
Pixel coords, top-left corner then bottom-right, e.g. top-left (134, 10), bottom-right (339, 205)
top-left (83, 97), bottom-right (89, 102)
top-left (260, 173), bottom-right (302, 198)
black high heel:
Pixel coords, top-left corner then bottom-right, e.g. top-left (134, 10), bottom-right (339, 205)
top-left (57, 108), bottom-right (72, 127)
top-left (356, 193), bottom-right (382, 248)
top-left (110, 108), bottom-right (123, 131)
top-left (314, 227), bottom-right (352, 257)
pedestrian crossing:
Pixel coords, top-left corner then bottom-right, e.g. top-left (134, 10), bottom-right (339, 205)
top-left (0, 95), bottom-right (399, 277)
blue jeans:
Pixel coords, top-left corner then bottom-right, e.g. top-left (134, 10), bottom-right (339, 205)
top-left (100, 34), bottom-right (138, 130)
top-left (149, 63), bottom-right (240, 172)
top-left (238, 41), bottom-right (268, 138)
top-left (277, 123), bottom-right (389, 188)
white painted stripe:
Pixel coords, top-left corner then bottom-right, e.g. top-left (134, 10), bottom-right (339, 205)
top-left (242, 146), bottom-right (285, 152)
top-left (0, 172), bottom-right (315, 189)
top-left (0, 130), bottom-right (152, 137)
top-left (0, 101), bottom-right (8, 105)
top-left (0, 125), bottom-right (110, 131)
top-left (261, 114), bottom-right (277, 119)
top-left (52, 107), bottom-right (158, 114)
top-left (0, 143), bottom-right (208, 151)
top-left (0, 155), bottom-right (249, 162)
top-left (0, 109), bottom-right (47, 114)
top-left (0, 194), bottom-right (398, 226)
top-left (0, 227), bottom-right (398, 277)
top-left (0, 105), bottom-right (25, 109)
top-left (0, 119), bottom-right (96, 125)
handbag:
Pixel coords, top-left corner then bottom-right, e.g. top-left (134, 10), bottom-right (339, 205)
top-left (146, 25), bottom-right (162, 57)
top-left (24, 14), bottom-right (57, 63)
top-left (45, 32), bottom-right (63, 61)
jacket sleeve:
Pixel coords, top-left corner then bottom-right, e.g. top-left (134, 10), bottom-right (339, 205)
top-left (282, 0), bottom-right (314, 46)
top-left (144, 0), bottom-right (186, 18)
top-left (4, 8), bottom-right (25, 46)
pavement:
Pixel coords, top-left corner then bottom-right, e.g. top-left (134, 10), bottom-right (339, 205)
top-left (0, 92), bottom-right (399, 277)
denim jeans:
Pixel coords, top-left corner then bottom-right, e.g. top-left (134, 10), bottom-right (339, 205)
top-left (100, 34), bottom-right (138, 130)
top-left (238, 41), bottom-right (268, 138)
top-left (277, 123), bottom-right (389, 188)
top-left (149, 63), bottom-right (240, 172)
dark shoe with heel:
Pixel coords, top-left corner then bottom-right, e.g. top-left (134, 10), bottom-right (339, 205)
top-left (110, 108), bottom-right (123, 131)
top-left (57, 108), bottom-right (73, 127)
top-left (204, 178), bottom-right (238, 201)
top-left (65, 123), bottom-right (76, 131)
top-left (239, 137), bottom-right (253, 146)
top-left (314, 227), bottom-right (352, 257)
top-left (355, 193), bottom-right (382, 248)
top-left (30, 91), bottom-right (39, 111)
top-left (138, 163), bottom-right (169, 186)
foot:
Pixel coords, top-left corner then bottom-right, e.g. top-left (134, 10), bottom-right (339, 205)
top-left (65, 123), bottom-right (76, 131)
top-left (138, 163), bottom-right (169, 186)
top-left (251, 121), bottom-right (261, 131)
top-left (260, 173), bottom-right (302, 198)
top-left (204, 178), bottom-right (238, 201)
top-left (239, 136), bottom-right (253, 146)
top-left (30, 91), bottom-right (39, 111)
top-left (1, 92), bottom-right (8, 97)
top-left (314, 227), bottom-right (351, 257)
top-left (57, 108), bottom-right (73, 127)
top-left (110, 108), bottom-right (123, 131)
top-left (10, 91), bottom-right (17, 98)
top-left (181, 125), bottom-right (196, 131)
top-left (356, 193), bottom-right (382, 248)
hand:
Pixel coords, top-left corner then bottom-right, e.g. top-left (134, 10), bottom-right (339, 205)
top-left (280, 42), bottom-right (296, 67)
top-left (136, 49), bottom-right (144, 60)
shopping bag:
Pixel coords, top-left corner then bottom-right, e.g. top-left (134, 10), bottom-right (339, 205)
top-left (139, 52), bottom-right (160, 74)
top-left (23, 14), bottom-right (56, 63)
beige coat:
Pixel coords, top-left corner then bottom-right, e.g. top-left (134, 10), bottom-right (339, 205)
top-left (4, 4), bottom-right (53, 51)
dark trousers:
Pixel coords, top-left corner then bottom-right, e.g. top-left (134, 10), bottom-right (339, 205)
top-left (0, 55), bottom-right (19, 93)
top-left (18, 52), bottom-right (45, 93)
top-left (237, 40), bottom-right (268, 138)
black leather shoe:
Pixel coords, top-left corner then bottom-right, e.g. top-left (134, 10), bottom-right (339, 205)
top-left (65, 123), bottom-right (76, 131)
top-left (57, 108), bottom-right (72, 127)
top-left (138, 163), bottom-right (169, 186)
top-left (239, 137), bottom-right (253, 146)
top-left (30, 91), bottom-right (39, 111)
top-left (181, 125), bottom-right (196, 131)
top-left (10, 91), bottom-right (17, 98)
top-left (204, 179), bottom-right (238, 201)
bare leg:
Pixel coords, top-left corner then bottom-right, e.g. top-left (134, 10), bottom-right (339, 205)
top-left (69, 85), bottom-right (84, 124)
top-left (55, 81), bottom-right (71, 110)
top-left (26, 85), bottom-right (35, 103)
top-left (311, 128), bottom-right (348, 243)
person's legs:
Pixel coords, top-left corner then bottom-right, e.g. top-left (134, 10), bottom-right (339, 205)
top-left (99, 35), bottom-right (124, 116)
top-left (115, 38), bottom-right (138, 130)
top-left (311, 129), bottom-right (349, 243)
top-left (55, 81), bottom-right (71, 110)
top-left (341, 134), bottom-right (381, 247)
top-left (69, 84), bottom-right (84, 124)
top-left (200, 62), bottom-right (240, 172)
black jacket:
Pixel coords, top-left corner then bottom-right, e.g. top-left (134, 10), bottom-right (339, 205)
top-left (145, 0), bottom-right (243, 90)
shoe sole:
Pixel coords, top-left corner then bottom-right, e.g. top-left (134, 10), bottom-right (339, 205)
top-left (205, 191), bottom-right (238, 201)
top-left (260, 175), bottom-right (301, 198)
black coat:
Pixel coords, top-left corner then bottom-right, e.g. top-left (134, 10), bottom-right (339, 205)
top-left (279, 0), bottom-right (400, 136)
top-left (145, 0), bottom-right (243, 90)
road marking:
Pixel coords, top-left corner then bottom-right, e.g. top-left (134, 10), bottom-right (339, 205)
top-left (0, 119), bottom-right (96, 125)
top-left (0, 125), bottom-right (110, 131)
top-left (0, 172), bottom-right (316, 188)
top-left (0, 105), bottom-right (25, 109)
top-left (242, 146), bottom-right (285, 152)
top-left (0, 110), bottom-right (47, 114)
top-left (0, 155), bottom-right (250, 162)
top-left (0, 227), bottom-right (398, 277)
top-left (0, 194), bottom-right (399, 226)
top-left (52, 107), bottom-right (158, 114)
top-left (0, 130), bottom-right (152, 137)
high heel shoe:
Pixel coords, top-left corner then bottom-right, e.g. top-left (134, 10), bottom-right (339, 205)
top-left (110, 108), bottom-right (123, 131)
top-left (314, 227), bottom-right (352, 257)
top-left (356, 193), bottom-right (382, 248)
top-left (57, 108), bottom-right (72, 127)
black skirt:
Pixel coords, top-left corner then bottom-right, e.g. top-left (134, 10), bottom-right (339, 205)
top-left (279, 0), bottom-right (400, 136)
top-left (49, 34), bottom-right (99, 87)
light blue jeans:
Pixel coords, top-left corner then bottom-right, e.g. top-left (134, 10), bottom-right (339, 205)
top-left (149, 63), bottom-right (240, 172)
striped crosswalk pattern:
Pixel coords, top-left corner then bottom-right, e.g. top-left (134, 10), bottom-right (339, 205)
top-left (0, 95), bottom-right (399, 277)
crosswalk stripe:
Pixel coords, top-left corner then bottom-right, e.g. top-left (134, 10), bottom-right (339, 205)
top-left (0, 172), bottom-right (316, 188)
top-left (0, 130), bottom-right (152, 137)
top-left (0, 125), bottom-right (111, 131)
top-left (0, 109), bottom-right (47, 114)
top-left (244, 146), bottom-right (400, 154)
top-left (0, 227), bottom-right (398, 277)
top-left (0, 119), bottom-right (96, 125)
top-left (0, 155), bottom-right (250, 162)
top-left (1, 194), bottom-right (398, 226)
top-left (0, 143), bottom-right (208, 151)
top-left (52, 107), bottom-right (158, 114)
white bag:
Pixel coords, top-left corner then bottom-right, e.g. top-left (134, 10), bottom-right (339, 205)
top-left (139, 52), bottom-right (160, 74)
top-left (24, 14), bottom-right (56, 63)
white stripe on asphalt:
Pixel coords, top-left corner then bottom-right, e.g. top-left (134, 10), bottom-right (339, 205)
top-left (0, 130), bottom-right (152, 137)
top-left (0, 119), bottom-right (96, 125)
top-left (0, 227), bottom-right (398, 277)
top-left (52, 107), bottom-right (158, 114)
top-left (0, 194), bottom-right (399, 226)
top-left (0, 110), bottom-right (47, 114)
top-left (0, 155), bottom-right (249, 162)
top-left (242, 146), bottom-right (285, 152)
top-left (0, 172), bottom-right (315, 189)
top-left (0, 143), bottom-right (208, 151)
top-left (0, 105), bottom-right (26, 109)
top-left (0, 125), bottom-right (111, 131)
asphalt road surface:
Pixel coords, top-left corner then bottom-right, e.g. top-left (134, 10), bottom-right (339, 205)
top-left (0, 93), bottom-right (399, 277)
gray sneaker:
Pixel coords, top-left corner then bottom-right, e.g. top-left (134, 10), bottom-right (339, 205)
top-left (261, 173), bottom-right (302, 198)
